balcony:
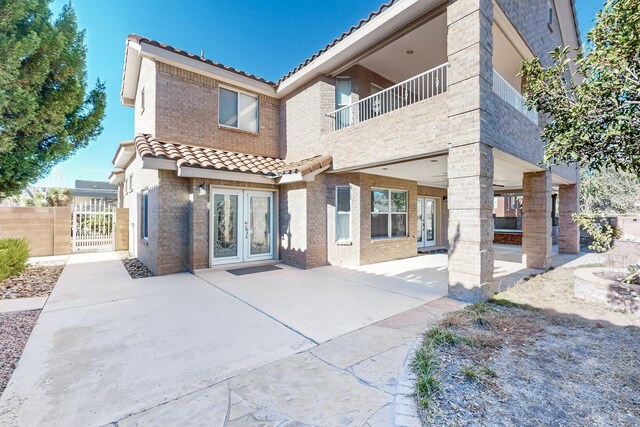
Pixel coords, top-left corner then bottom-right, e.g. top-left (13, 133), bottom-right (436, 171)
top-left (492, 69), bottom-right (538, 125)
top-left (326, 63), bottom-right (448, 132)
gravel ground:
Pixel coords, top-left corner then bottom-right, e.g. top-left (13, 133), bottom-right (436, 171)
top-left (0, 264), bottom-right (64, 299)
top-left (0, 310), bottom-right (40, 396)
top-left (416, 252), bottom-right (640, 426)
top-left (118, 252), bottom-right (154, 279)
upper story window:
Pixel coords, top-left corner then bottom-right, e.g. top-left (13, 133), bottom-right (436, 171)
top-left (140, 87), bottom-right (145, 113)
top-left (547, 0), bottom-right (554, 27)
top-left (219, 87), bottom-right (259, 133)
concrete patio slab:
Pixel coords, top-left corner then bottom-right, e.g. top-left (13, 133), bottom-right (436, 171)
top-left (0, 254), bottom-right (313, 427)
top-left (0, 296), bottom-right (47, 313)
top-left (196, 263), bottom-right (447, 343)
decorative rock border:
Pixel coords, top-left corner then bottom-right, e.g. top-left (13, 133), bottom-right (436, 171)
top-left (574, 267), bottom-right (640, 314)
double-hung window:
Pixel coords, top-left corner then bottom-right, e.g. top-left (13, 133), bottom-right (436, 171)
top-left (219, 87), bottom-right (259, 132)
top-left (371, 188), bottom-right (408, 239)
top-left (336, 186), bottom-right (351, 241)
top-left (142, 189), bottom-right (149, 240)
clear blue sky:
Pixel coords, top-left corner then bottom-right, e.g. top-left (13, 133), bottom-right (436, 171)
top-left (39, 0), bottom-right (605, 187)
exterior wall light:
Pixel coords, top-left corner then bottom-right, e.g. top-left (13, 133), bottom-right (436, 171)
top-left (198, 183), bottom-right (207, 196)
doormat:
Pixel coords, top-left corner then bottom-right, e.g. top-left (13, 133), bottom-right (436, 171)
top-left (227, 265), bottom-right (282, 276)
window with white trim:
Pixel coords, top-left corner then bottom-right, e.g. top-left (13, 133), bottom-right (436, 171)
top-left (547, 0), bottom-right (554, 26)
top-left (336, 186), bottom-right (351, 241)
top-left (142, 189), bottom-right (149, 240)
top-left (128, 173), bottom-right (133, 193)
top-left (371, 188), bottom-right (408, 239)
top-left (219, 87), bottom-right (259, 132)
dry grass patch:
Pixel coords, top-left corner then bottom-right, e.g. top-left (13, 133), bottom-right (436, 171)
top-left (413, 294), bottom-right (640, 426)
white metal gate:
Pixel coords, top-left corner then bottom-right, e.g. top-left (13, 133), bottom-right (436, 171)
top-left (72, 200), bottom-right (115, 252)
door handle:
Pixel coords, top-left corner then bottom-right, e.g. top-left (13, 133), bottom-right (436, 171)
top-left (245, 221), bottom-right (249, 239)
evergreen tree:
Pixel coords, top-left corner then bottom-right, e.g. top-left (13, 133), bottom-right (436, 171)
top-left (0, 0), bottom-right (106, 197)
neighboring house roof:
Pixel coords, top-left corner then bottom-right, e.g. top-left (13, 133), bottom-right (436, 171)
top-left (127, 34), bottom-right (276, 86)
top-left (75, 180), bottom-right (118, 191)
top-left (134, 134), bottom-right (332, 177)
top-left (71, 180), bottom-right (118, 199)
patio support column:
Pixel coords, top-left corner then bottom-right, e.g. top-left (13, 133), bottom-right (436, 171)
top-left (522, 171), bottom-right (552, 268)
top-left (446, 0), bottom-right (495, 302)
top-left (558, 183), bottom-right (580, 254)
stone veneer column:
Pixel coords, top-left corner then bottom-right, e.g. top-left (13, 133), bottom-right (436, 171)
top-left (446, 0), bottom-right (495, 302)
top-left (558, 183), bottom-right (580, 254)
top-left (522, 171), bottom-right (552, 268)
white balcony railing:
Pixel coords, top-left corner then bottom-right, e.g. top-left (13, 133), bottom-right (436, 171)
top-left (492, 69), bottom-right (538, 125)
top-left (327, 63), bottom-right (448, 131)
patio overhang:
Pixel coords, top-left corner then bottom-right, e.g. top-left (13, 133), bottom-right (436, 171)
top-left (133, 134), bottom-right (332, 185)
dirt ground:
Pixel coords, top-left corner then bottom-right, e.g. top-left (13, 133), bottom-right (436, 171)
top-left (417, 247), bottom-right (640, 426)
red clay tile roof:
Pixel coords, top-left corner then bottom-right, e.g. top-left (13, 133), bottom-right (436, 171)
top-left (134, 134), bottom-right (331, 177)
top-left (128, 34), bottom-right (276, 86)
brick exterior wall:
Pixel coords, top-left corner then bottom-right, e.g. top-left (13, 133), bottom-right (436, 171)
top-left (322, 94), bottom-right (449, 170)
top-left (115, 208), bottom-right (129, 251)
top-left (139, 61), bottom-right (280, 158)
top-left (522, 171), bottom-right (552, 269)
top-left (446, 0), bottom-right (496, 302)
top-left (135, 57), bottom-right (156, 135)
top-left (0, 207), bottom-right (71, 256)
top-left (122, 156), bottom-right (160, 273)
top-left (279, 181), bottom-right (308, 268)
top-left (326, 173), bottom-right (362, 267)
top-left (279, 76), bottom-right (335, 161)
top-left (558, 183), bottom-right (579, 254)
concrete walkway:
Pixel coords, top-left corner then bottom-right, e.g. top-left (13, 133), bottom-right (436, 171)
top-left (0, 297), bottom-right (47, 313)
top-left (0, 252), bottom-right (461, 426)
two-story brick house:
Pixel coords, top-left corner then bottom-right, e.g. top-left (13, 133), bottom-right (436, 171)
top-left (109, 0), bottom-right (581, 302)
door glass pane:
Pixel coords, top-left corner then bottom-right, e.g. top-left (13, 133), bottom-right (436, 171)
top-left (249, 195), bottom-right (271, 255)
top-left (213, 194), bottom-right (238, 258)
top-left (426, 201), bottom-right (434, 241)
top-left (238, 93), bottom-right (258, 132)
top-left (371, 213), bottom-right (388, 238)
top-left (219, 88), bottom-right (238, 127)
top-left (336, 78), bottom-right (351, 108)
top-left (417, 200), bottom-right (423, 244)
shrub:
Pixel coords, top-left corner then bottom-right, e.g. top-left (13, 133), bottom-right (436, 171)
top-left (0, 238), bottom-right (30, 281)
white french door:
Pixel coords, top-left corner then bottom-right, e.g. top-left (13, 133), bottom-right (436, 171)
top-left (417, 197), bottom-right (437, 248)
top-left (210, 188), bottom-right (274, 265)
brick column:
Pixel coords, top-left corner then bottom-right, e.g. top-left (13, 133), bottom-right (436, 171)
top-left (522, 171), bottom-right (552, 268)
top-left (558, 183), bottom-right (580, 254)
top-left (115, 208), bottom-right (130, 251)
top-left (446, 0), bottom-right (495, 302)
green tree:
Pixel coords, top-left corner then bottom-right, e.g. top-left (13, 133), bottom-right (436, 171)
top-left (45, 187), bottom-right (71, 206)
top-left (0, 0), bottom-right (106, 198)
top-left (520, 0), bottom-right (640, 174)
top-left (580, 168), bottom-right (640, 214)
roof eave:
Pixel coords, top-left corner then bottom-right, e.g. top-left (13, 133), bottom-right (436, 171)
top-left (121, 40), bottom-right (142, 107)
top-left (139, 43), bottom-right (277, 97)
